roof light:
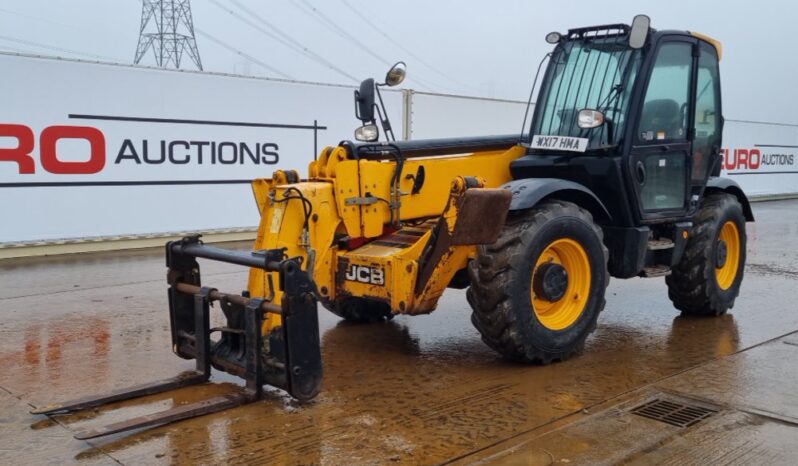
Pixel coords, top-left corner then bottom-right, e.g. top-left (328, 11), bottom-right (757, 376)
top-left (545, 32), bottom-right (562, 44)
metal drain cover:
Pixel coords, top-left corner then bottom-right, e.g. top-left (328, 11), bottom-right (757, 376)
top-left (631, 398), bottom-right (718, 427)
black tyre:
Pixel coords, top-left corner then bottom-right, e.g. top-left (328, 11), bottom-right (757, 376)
top-left (667, 193), bottom-right (746, 316)
top-left (467, 200), bottom-right (609, 363)
top-left (326, 298), bottom-right (395, 323)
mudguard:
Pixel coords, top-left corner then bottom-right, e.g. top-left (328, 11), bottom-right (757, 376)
top-left (501, 178), bottom-right (612, 223)
top-left (705, 177), bottom-right (755, 221)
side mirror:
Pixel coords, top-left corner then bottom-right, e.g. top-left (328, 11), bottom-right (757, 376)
top-left (355, 78), bottom-right (376, 123)
top-left (629, 14), bottom-right (650, 49)
top-left (577, 109), bottom-right (605, 129)
top-left (354, 123), bottom-right (379, 142)
top-left (384, 61), bottom-right (407, 87)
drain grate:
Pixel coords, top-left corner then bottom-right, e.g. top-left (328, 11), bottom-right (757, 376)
top-left (631, 398), bottom-right (717, 427)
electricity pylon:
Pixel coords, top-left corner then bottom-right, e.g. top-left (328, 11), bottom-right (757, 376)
top-left (134, 0), bottom-right (203, 70)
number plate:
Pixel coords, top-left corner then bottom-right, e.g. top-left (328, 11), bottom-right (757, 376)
top-left (528, 135), bottom-right (589, 153)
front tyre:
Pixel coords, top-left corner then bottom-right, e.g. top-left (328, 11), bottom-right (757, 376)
top-left (467, 200), bottom-right (609, 363)
top-left (667, 193), bottom-right (747, 316)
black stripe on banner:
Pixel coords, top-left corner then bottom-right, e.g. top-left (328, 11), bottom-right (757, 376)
top-left (727, 171), bottom-right (798, 175)
top-left (754, 144), bottom-right (798, 149)
top-left (0, 180), bottom-right (254, 188)
top-left (68, 114), bottom-right (327, 131)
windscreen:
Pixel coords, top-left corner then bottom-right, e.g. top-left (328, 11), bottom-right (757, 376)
top-left (532, 35), bottom-right (642, 149)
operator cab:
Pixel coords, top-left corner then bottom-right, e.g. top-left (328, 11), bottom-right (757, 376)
top-left (514, 15), bottom-right (724, 227)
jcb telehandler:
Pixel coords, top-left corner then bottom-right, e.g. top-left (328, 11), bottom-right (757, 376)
top-left (33, 15), bottom-right (752, 439)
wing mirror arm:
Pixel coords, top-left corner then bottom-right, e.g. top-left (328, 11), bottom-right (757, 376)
top-left (353, 62), bottom-right (406, 142)
top-left (374, 84), bottom-right (396, 141)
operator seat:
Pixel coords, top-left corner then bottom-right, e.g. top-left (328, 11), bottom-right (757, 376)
top-left (639, 99), bottom-right (682, 140)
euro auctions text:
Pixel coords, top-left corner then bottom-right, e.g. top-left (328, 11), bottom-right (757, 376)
top-left (0, 123), bottom-right (279, 175)
top-left (721, 147), bottom-right (795, 172)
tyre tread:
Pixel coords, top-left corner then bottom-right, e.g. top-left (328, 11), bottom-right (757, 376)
top-left (666, 193), bottom-right (746, 316)
top-left (468, 200), bottom-right (609, 363)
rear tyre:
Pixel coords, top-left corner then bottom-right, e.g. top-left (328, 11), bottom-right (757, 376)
top-left (667, 193), bottom-right (746, 316)
top-left (467, 200), bottom-right (609, 363)
top-left (327, 298), bottom-right (395, 323)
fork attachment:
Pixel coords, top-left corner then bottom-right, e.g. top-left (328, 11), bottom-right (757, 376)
top-left (31, 234), bottom-right (322, 439)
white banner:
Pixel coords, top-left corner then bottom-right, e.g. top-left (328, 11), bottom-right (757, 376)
top-left (0, 53), bottom-right (401, 242)
top-left (1, 53), bottom-right (797, 244)
top-left (719, 120), bottom-right (798, 197)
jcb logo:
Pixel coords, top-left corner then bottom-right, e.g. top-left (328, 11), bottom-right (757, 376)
top-left (345, 264), bottom-right (385, 286)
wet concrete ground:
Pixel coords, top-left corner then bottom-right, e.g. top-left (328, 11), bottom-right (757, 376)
top-left (1, 199), bottom-right (797, 465)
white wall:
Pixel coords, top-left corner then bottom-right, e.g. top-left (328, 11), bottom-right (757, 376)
top-left (0, 53), bottom-right (401, 242)
top-left (406, 91), bottom-right (529, 140)
top-left (1, 53), bottom-right (797, 244)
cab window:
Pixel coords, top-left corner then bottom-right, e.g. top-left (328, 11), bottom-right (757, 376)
top-left (692, 43), bottom-right (722, 182)
top-left (638, 42), bottom-right (693, 143)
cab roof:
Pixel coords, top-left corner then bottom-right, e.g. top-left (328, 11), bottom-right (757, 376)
top-left (564, 22), bottom-right (723, 61)
top-left (690, 31), bottom-right (723, 60)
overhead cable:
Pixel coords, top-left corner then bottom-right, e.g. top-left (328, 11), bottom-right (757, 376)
top-left (196, 29), bottom-right (294, 80)
top-left (218, 0), bottom-right (359, 83)
top-left (338, 0), bottom-right (481, 93)
top-left (0, 34), bottom-right (121, 61)
top-left (291, 0), bottom-right (392, 67)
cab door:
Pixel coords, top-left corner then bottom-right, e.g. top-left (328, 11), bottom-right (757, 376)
top-left (628, 38), bottom-right (696, 220)
top-left (690, 41), bottom-right (723, 198)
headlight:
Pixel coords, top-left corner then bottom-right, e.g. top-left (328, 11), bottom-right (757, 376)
top-left (577, 109), bottom-right (605, 129)
top-left (355, 124), bottom-right (379, 142)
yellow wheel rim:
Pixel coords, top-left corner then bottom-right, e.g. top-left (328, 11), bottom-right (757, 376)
top-left (715, 221), bottom-right (741, 290)
top-left (531, 238), bottom-right (591, 331)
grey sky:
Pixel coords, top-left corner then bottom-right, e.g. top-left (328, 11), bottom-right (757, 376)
top-left (0, 0), bottom-right (793, 123)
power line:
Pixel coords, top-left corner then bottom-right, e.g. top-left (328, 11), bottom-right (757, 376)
top-left (210, 0), bottom-right (358, 83)
top-left (291, 0), bottom-right (392, 68)
top-left (0, 7), bottom-right (78, 31)
top-left (229, 0), bottom-right (358, 83)
top-left (290, 0), bottom-right (439, 91)
top-left (339, 0), bottom-right (483, 94)
top-left (0, 34), bottom-right (121, 61)
top-left (195, 29), bottom-right (294, 80)
top-left (124, 0), bottom-right (291, 79)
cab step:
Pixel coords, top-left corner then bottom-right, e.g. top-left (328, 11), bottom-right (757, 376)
top-left (640, 265), bottom-right (672, 278)
top-left (647, 239), bottom-right (674, 250)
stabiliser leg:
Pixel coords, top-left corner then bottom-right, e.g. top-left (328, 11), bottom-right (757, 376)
top-left (31, 236), bottom-right (322, 440)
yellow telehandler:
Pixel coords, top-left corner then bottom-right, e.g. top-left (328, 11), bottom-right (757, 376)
top-left (33, 15), bottom-right (752, 439)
